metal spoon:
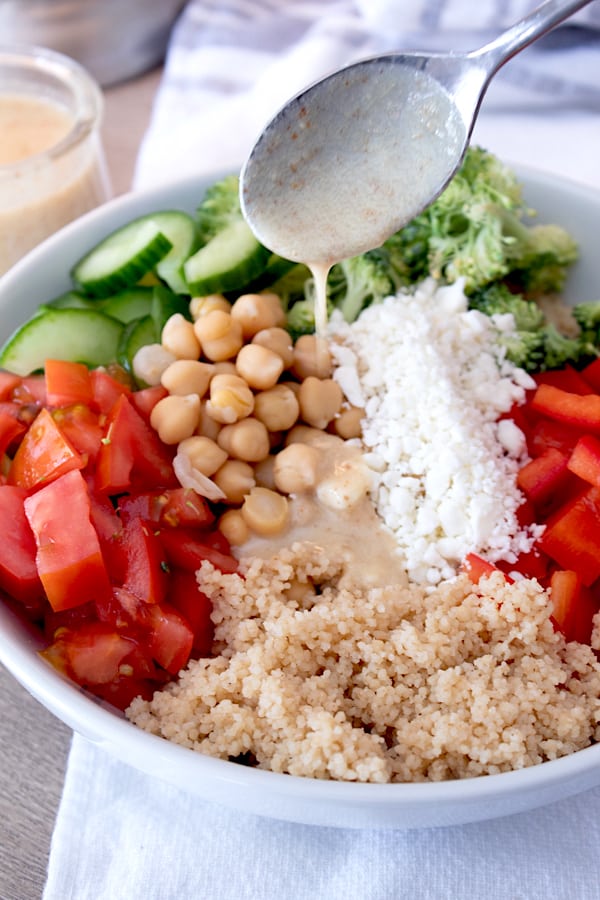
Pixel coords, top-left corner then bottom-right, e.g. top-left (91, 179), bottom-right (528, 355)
top-left (240, 0), bottom-right (592, 266)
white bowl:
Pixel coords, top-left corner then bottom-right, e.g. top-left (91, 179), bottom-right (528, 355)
top-left (1, 168), bottom-right (600, 830)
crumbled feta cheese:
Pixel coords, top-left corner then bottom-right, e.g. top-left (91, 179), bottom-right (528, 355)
top-left (329, 278), bottom-right (538, 586)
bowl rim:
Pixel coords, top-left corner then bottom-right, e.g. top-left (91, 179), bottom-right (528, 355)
top-left (1, 164), bottom-right (600, 813)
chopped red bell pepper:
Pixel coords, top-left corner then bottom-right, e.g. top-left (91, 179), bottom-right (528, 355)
top-left (516, 447), bottom-right (577, 516)
top-left (567, 434), bottom-right (600, 488)
top-left (530, 384), bottom-right (600, 433)
top-left (538, 487), bottom-right (600, 586)
top-left (549, 569), bottom-right (599, 644)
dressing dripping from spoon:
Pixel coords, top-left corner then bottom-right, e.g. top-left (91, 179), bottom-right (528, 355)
top-left (240, 0), bottom-right (591, 334)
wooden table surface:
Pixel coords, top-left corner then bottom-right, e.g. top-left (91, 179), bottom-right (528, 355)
top-left (0, 66), bottom-right (162, 900)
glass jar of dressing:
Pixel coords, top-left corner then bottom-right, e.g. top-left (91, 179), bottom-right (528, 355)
top-left (0, 44), bottom-right (111, 277)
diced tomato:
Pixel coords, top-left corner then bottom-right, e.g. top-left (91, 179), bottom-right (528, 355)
top-left (146, 602), bottom-right (194, 674)
top-left (159, 526), bottom-right (238, 574)
top-left (117, 490), bottom-right (166, 524)
top-left (567, 434), bottom-right (600, 488)
top-left (13, 375), bottom-right (46, 406)
top-left (0, 371), bottom-right (22, 400)
top-left (534, 365), bottom-right (595, 395)
top-left (167, 568), bottom-right (214, 656)
top-left (516, 447), bottom-right (578, 517)
top-left (530, 384), bottom-right (600, 433)
top-left (95, 394), bottom-right (176, 494)
top-left (120, 516), bottom-right (168, 605)
top-left (92, 676), bottom-right (156, 710)
top-left (87, 487), bottom-right (122, 543)
top-left (89, 368), bottom-right (131, 416)
top-left (0, 484), bottom-right (44, 604)
top-left (42, 622), bottom-right (136, 685)
top-left (130, 385), bottom-right (168, 420)
top-left (44, 359), bottom-right (93, 408)
top-left (8, 407), bottom-right (85, 489)
top-left (24, 469), bottom-right (112, 611)
top-left (51, 405), bottom-right (104, 465)
top-left (160, 488), bottom-right (215, 529)
top-left (0, 409), bottom-right (26, 457)
top-left (538, 487), bottom-right (600, 586)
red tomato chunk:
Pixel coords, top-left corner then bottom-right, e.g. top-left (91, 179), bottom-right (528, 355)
top-left (0, 364), bottom-right (238, 710)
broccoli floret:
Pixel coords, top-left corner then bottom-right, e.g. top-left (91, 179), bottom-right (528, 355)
top-left (327, 251), bottom-right (395, 323)
top-left (503, 222), bottom-right (579, 295)
top-left (267, 263), bottom-right (313, 311)
top-left (385, 146), bottom-right (578, 296)
top-left (496, 329), bottom-right (547, 371)
top-left (286, 292), bottom-right (333, 339)
top-left (539, 322), bottom-right (592, 371)
top-left (196, 174), bottom-right (242, 243)
top-left (469, 283), bottom-right (545, 331)
top-left (571, 301), bottom-right (600, 345)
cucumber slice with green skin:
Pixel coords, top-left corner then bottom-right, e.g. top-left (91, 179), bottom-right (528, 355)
top-left (117, 315), bottom-right (157, 375)
top-left (71, 217), bottom-right (174, 298)
top-left (0, 308), bottom-right (124, 376)
top-left (151, 284), bottom-right (191, 333)
top-left (99, 287), bottom-right (154, 323)
top-left (245, 253), bottom-right (297, 293)
top-left (40, 290), bottom-right (98, 312)
top-left (183, 219), bottom-right (271, 295)
top-left (151, 211), bottom-right (201, 294)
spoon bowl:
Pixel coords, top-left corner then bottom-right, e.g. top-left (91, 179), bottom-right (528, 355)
top-left (240, 0), bottom-right (591, 267)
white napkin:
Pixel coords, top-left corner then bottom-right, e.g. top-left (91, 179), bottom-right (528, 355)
top-left (44, 3), bottom-right (600, 898)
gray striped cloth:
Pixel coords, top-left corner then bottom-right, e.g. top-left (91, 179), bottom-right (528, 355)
top-left (134, 0), bottom-right (600, 186)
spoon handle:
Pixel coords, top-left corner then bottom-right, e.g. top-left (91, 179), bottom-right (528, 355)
top-left (472, 0), bottom-right (592, 74)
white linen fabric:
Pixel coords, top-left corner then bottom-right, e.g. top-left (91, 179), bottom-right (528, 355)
top-left (44, 2), bottom-right (600, 898)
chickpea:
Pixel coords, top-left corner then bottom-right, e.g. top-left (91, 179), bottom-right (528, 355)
top-left (253, 454), bottom-right (276, 490)
top-left (252, 327), bottom-right (294, 368)
top-left (285, 424), bottom-right (329, 446)
top-left (298, 377), bottom-right (343, 430)
top-left (161, 359), bottom-right (215, 397)
top-left (230, 292), bottom-right (285, 338)
top-left (212, 361), bottom-right (238, 377)
top-left (189, 294), bottom-right (231, 320)
top-left (235, 344), bottom-right (284, 391)
top-left (316, 459), bottom-right (372, 509)
top-left (206, 373), bottom-right (254, 424)
top-left (213, 459), bottom-right (256, 504)
top-left (291, 334), bottom-right (332, 379)
top-left (161, 313), bottom-right (201, 360)
top-left (177, 435), bottom-right (228, 476)
top-left (150, 393), bottom-right (201, 444)
top-left (273, 442), bottom-right (320, 494)
top-left (253, 384), bottom-right (299, 432)
top-left (132, 343), bottom-right (176, 386)
top-left (217, 417), bottom-right (270, 463)
top-left (333, 405), bottom-right (364, 440)
top-left (193, 310), bottom-right (243, 361)
top-left (241, 487), bottom-right (289, 536)
top-left (195, 400), bottom-right (221, 442)
top-left (218, 509), bottom-right (249, 546)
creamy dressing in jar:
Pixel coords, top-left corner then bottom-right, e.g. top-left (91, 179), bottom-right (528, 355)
top-left (0, 48), bottom-right (111, 276)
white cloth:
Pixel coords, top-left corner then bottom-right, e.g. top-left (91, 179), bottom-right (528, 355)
top-left (45, 2), bottom-right (600, 898)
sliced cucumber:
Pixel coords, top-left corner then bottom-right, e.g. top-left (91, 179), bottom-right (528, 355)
top-left (100, 287), bottom-right (154, 323)
top-left (183, 219), bottom-right (270, 295)
top-left (117, 315), bottom-right (157, 375)
top-left (71, 217), bottom-right (174, 297)
top-left (151, 211), bottom-right (201, 294)
top-left (151, 285), bottom-right (190, 333)
top-left (0, 309), bottom-right (124, 375)
top-left (41, 290), bottom-right (97, 312)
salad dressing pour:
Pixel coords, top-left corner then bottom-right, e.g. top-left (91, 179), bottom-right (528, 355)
top-left (240, 0), bottom-right (591, 336)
